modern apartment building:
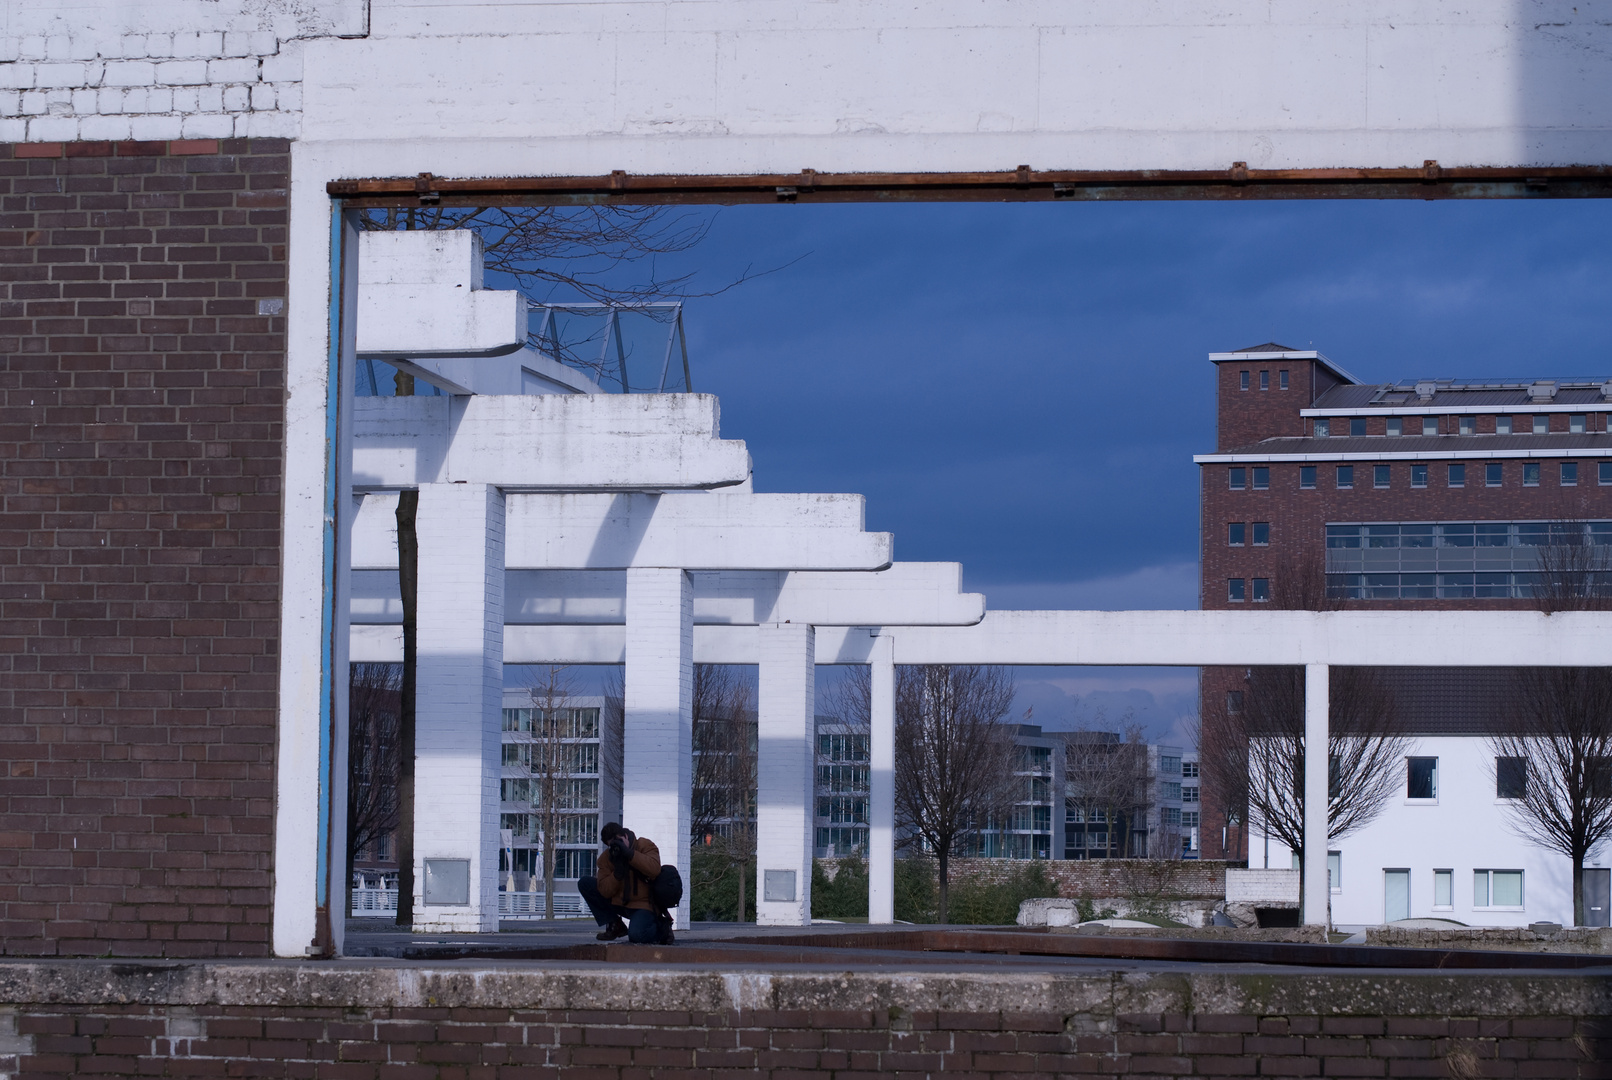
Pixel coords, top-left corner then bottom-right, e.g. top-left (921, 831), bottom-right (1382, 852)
top-left (1193, 344), bottom-right (1612, 924)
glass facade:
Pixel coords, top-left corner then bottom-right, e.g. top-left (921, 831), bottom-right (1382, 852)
top-left (1325, 520), bottom-right (1612, 599)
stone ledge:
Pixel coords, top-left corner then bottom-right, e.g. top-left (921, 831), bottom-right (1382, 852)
top-left (0, 961), bottom-right (1609, 1019)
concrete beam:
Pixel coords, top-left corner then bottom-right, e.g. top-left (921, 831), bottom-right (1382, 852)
top-left (351, 395), bottom-right (752, 492)
top-left (356, 231), bottom-right (525, 360)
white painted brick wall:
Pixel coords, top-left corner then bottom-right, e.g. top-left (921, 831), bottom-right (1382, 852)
top-left (755, 622), bottom-right (815, 926)
top-left (622, 567), bottom-right (693, 929)
top-left (413, 483), bottom-right (505, 933)
top-left (0, 0), bottom-right (356, 142)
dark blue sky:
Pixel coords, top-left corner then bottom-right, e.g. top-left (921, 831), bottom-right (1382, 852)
top-left (519, 198), bottom-right (1612, 739)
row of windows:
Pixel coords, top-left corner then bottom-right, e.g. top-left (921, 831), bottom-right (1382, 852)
top-left (1327, 571), bottom-right (1581, 600)
top-left (1161, 809), bottom-right (1202, 827)
top-left (817, 826), bottom-right (868, 856)
top-left (1326, 521), bottom-right (1612, 549)
top-left (1227, 578), bottom-right (1270, 602)
top-left (1228, 521), bottom-right (1270, 546)
top-left (817, 733), bottom-right (870, 762)
top-left (500, 777), bottom-right (600, 809)
top-left (1232, 461), bottom-right (1612, 490)
top-left (1314, 415), bottom-right (1593, 438)
top-left (501, 742), bottom-right (599, 775)
top-left (501, 707), bottom-right (601, 739)
top-left (818, 764), bottom-right (869, 793)
top-left (817, 795), bottom-right (868, 824)
top-left (1308, 858), bottom-right (1525, 910)
top-left (499, 812), bottom-right (600, 845)
top-left (1160, 782), bottom-right (1202, 802)
top-left (1238, 369), bottom-right (1290, 391)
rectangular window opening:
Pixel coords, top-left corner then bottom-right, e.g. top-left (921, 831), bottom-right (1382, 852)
top-left (1229, 467), bottom-right (1246, 490)
top-left (1300, 465), bottom-right (1317, 489)
top-left (1228, 522), bottom-right (1245, 546)
top-left (1279, 369), bottom-right (1289, 390)
top-left (1423, 417), bottom-right (1439, 436)
top-left (1411, 464), bottom-right (1428, 488)
top-left (1259, 370), bottom-right (1269, 391)
top-left (1337, 465), bottom-right (1354, 489)
top-left (1387, 417), bottom-right (1402, 437)
top-left (1433, 869), bottom-right (1453, 909)
top-left (1239, 370), bottom-right (1250, 391)
top-left (1562, 462), bottom-right (1578, 486)
top-left (1374, 464), bottom-right (1391, 488)
top-left (1533, 415), bottom-right (1549, 435)
top-left (1407, 756), bottom-right (1438, 800)
top-left (1571, 414), bottom-right (1587, 434)
top-left (1350, 417), bottom-right (1367, 437)
top-left (1486, 462), bottom-right (1503, 487)
top-left (1523, 462), bottom-right (1540, 486)
top-left (1496, 416), bottom-right (1513, 435)
top-left (1252, 466), bottom-right (1270, 490)
top-left (1449, 463), bottom-right (1466, 487)
top-left (1227, 579), bottom-right (1245, 603)
top-left (1314, 418), bottom-right (1330, 438)
top-left (1496, 757), bottom-right (1527, 800)
top-left (1460, 416), bottom-right (1476, 435)
top-left (1252, 522), bottom-right (1269, 546)
top-left (1251, 577), bottom-right (1269, 602)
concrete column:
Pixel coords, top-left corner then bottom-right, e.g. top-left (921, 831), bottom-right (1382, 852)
top-left (413, 483), bottom-right (505, 932)
top-left (868, 633), bottom-right (895, 925)
top-left (624, 567), bottom-right (693, 929)
top-left (1303, 662), bottom-right (1330, 927)
top-left (756, 622), bottom-right (816, 926)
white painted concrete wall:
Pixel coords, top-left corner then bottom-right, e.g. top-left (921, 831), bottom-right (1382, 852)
top-left (356, 231), bottom-right (526, 360)
top-left (11, 2), bottom-right (1612, 170)
top-left (350, 395), bottom-right (752, 492)
top-left (411, 483), bottom-right (505, 932)
top-left (755, 622), bottom-right (816, 926)
top-left (1255, 737), bottom-right (1612, 929)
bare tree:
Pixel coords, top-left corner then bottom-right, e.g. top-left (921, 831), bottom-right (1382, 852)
top-left (894, 665), bottom-right (1018, 923)
top-left (1491, 529), bottom-right (1612, 925)
top-left (1242, 665), bottom-right (1408, 903)
top-left (523, 665), bottom-right (590, 921)
top-left (348, 663), bottom-right (402, 867)
top-left (690, 665), bottom-right (758, 921)
top-left (1063, 721), bottom-right (1150, 859)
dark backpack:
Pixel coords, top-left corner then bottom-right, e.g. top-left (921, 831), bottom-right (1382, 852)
top-left (651, 863), bottom-right (683, 912)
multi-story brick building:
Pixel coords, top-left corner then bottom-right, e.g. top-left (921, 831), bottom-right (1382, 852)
top-left (1193, 342), bottom-right (1612, 863)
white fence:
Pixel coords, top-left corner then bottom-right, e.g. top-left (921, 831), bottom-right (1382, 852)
top-left (351, 888), bottom-right (397, 916)
top-left (500, 891), bottom-right (587, 918)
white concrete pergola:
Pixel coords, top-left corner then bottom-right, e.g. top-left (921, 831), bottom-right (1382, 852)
top-left (349, 230), bottom-right (1612, 937)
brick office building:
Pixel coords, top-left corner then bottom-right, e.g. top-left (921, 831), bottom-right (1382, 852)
top-left (1193, 343), bottom-right (1612, 861)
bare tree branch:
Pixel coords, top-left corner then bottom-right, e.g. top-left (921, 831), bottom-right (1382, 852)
top-left (348, 663), bottom-right (402, 868)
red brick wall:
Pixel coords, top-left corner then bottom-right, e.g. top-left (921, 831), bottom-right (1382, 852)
top-left (4, 1000), bottom-right (1606, 1078)
top-left (1213, 357), bottom-right (1327, 451)
top-left (0, 139), bottom-right (287, 957)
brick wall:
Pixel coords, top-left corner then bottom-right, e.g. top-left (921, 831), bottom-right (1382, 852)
top-left (1, 963), bottom-right (1608, 1079)
top-left (0, 138), bottom-right (287, 957)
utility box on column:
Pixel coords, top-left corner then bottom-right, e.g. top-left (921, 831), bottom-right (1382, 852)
top-left (412, 483), bottom-right (505, 932)
top-left (757, 622), bottom-right (816, 926)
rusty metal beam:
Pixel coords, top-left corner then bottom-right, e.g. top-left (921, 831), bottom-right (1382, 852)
top-left (327, 163), bottom-right (1612, 208)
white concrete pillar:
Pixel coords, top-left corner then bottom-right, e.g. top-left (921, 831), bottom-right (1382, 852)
top-left (624, 567), bottom-right (693, 929)
top-left (756, 622), bottom-right (816, 926)
top-left (413, 483), bottom-right (505, 932)
top-left (868, 633), bottom-right (896, 925)
top-left (1303, 662), bottom-right (1330, 927)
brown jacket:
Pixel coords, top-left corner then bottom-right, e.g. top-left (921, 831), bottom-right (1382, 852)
top-left (594, 836), bottom-right (662, 911)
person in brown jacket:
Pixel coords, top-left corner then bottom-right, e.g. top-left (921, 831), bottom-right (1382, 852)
top-left (577, 822), bottom-right (664, 942)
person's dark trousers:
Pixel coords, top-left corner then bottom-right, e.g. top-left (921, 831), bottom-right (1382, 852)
top-left (577, 876), bottom-right (661, 943)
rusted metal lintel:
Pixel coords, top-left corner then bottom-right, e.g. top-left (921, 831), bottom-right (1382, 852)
top-left (327, 164), bottom-right (1612, 207)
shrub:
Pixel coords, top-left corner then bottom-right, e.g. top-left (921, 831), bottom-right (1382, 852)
top-left (894, 858), bottom-right (937, 923)
top-left (945, 861), bottom-right (1060, 924)
top-left (811, 856), bottom-right (869, 919)
top-left (690, 849), bottom-right (753, 922)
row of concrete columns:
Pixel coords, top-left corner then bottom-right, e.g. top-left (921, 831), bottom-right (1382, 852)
top-left (402, 483), bottom-right (903, 931)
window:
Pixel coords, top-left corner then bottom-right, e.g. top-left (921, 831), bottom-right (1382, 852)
top-left (1433, 869), bottom-right (1453, 909)
top-left (1228, 522), bottom-right (1245, 545)
top-left (1474, 869), bottom-right (1524, 909)
top-left (1496, 416), bottom-right (1512, 435)
top-left (1161, 755), bottom-right (1181, 774)
top-left (1259, 370), bottom-right (1269, 390)
top-left (1162, 781), bottom-right (1182, 800)
top-left (1182, 785), bottom-right (1199, 803)
top-left (1229, 467), bottom-right (1246, 490)
top-left (1407, 756), bottom-right (1438, 800)
top-left (1423, 417), bottom-right (1439, 436)
top-left (1252, 522), bottom-right (1269, 545)
top-left (1562, 462), bottom-right (1578, 486)
top-left (1252, 467), bottom-right (1269, 489)
top-left (1387, 417), bottom-right (1402, 437)
top-left (1486, 462), bottom-right (1503, 486)
top-left (1410, 464), bottom-right (1428, 488)
top-left (1449, 463), bottom-right (1466, 487)
top-left (1300, 465), bottom-right (1317, 489)
top-left (1240, 370), bottom-right (1250, 390)
top-left (1350, 417), bottom-right (1367, 437)
top-left (1279, 370), bottom-right (1289, 390)
top-left (1496, 757), bottom-right (1527, 799)
top-left (1226, 690), bottom-right (1244, 714)
top-left (1602, 462), bottom-right (1612, 485)
top-left (1523, 462), bottom-right (1540, 486)
top-left (1228, 579), bottom-right (1245, 602)
top-left (1374, 464), bottom-right (1391, 488)
top-left (1329, 851), bottom-right (1342, 893)
top-left (1337, 465), bottom-right (1354, 489)
top-left (1460, 416), bottom-right (1476, 435)
top-left (1182, 761), bottom-right (1199, 778)
top-left (1183, 811), bottom-right (1200, 827)
top-left (1571, 414), bottom-right (1587, 434)
top-left (1533, 415), bottom-right (1549, 435)
top-left (1251, 578), bottom-right (1270, 602)
top-left (1162, 806), bottom-right (1181, 826)
top-left (1313, 418), bottom-right (1330, 438)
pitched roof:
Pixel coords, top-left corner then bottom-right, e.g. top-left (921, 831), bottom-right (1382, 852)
top-left (1234, 341), bottom-right (1299, 354)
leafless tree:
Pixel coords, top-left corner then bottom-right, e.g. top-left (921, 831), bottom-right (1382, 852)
top-left (1242, 665), bottom-right (1408, 902)
top-left (690, 665), bottom-right (758, 921)
top-left (1063, 721), bottom-right (1150, 859)
top-left (523, 665), bottom-right (590, 921)
top-left (348, 663), bottom-right (402, 867)
top-left (1491, 530), bottom-right (1612, 924)
top-left (894, 665), bottom-right (1018, 923)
